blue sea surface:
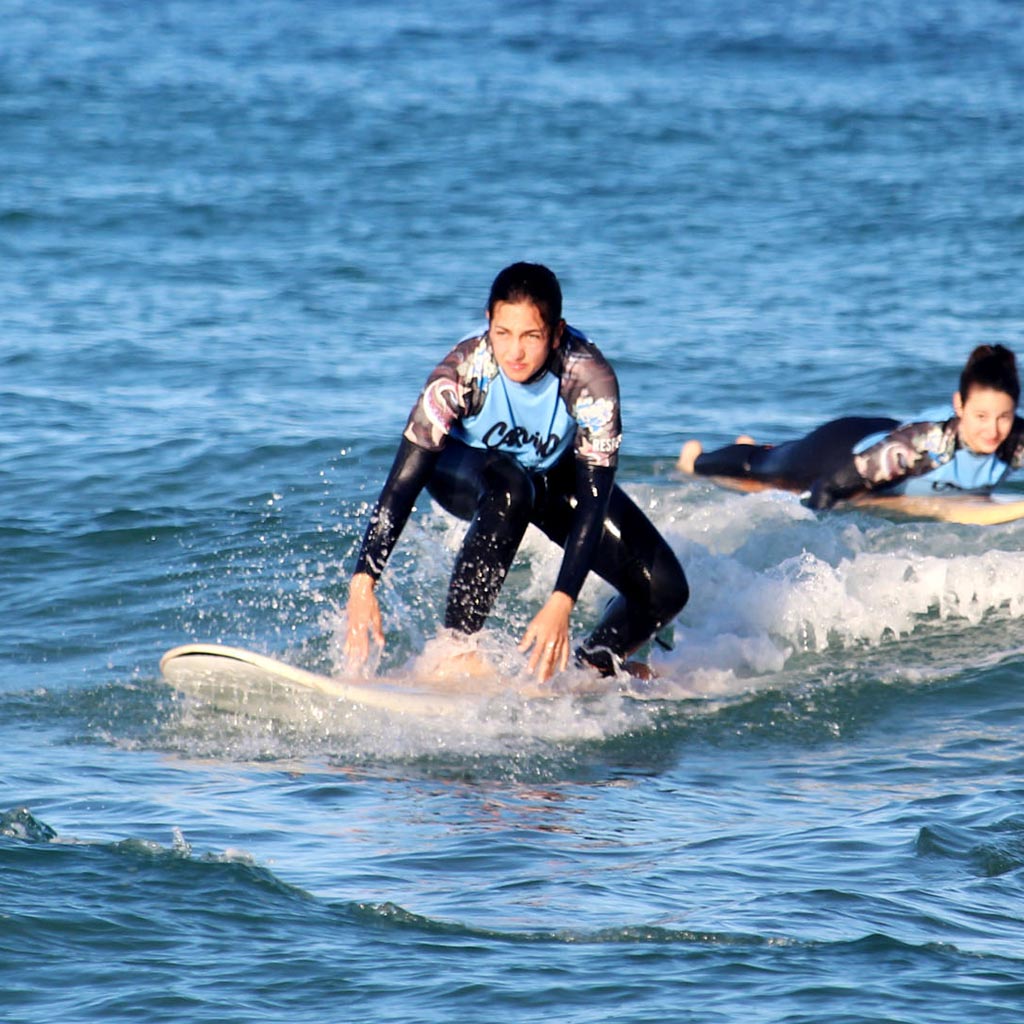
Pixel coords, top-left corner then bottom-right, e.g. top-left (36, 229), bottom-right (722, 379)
top-left (4, 1), bottom-right (1024, 1021)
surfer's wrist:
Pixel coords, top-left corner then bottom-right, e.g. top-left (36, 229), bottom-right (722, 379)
top-left (350, 572), bottom-right (376, 594)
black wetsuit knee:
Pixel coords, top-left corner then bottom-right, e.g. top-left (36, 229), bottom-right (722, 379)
top-left (581, 548), bottom-right (687, 663)
top-left (426, 442), bottom-right (536, 635)
top-left (568, 487), bottom-right (689, 673)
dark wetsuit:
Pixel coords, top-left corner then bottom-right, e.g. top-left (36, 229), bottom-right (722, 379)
top-left (694, 415), bottom-right (1024, 507)
top-left (354, 327), bottom-right (688, 670)
top-left (693, 417), bottom-right (900, 491)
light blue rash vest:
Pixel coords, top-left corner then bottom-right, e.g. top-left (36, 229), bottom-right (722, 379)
top-left (451, 368), bottom-right (576, 471)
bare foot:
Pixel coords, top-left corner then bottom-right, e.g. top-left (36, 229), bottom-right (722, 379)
top-left (735, 434), bottom-right (755, 445)
top-left (677, 439), bottom-right (702, 474)
top-left (411, 634), bottom-right (497, 686)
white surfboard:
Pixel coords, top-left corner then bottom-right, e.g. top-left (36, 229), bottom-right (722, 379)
top-left (160, 643), bottom-right (514, 718)
top-left (687, 474), bottom-right (1024, 525)
top-left (159, 642), bottom-right (659, 720)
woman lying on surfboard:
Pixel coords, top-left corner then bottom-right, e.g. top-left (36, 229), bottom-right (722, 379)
top-left (678, 344), bottom-right (1024, 509)
top-left (344, 262), bottom-right (688, 682)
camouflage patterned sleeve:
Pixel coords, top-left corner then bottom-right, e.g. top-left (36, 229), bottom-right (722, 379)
top-left (1001, 416), bottom-right (1024, 469)
top-left (401, 334), bottom-right (493, 451)
top-left (557, 328), bottom-right (623, 469)
top-left (851, 420), bottom-right (954, 487)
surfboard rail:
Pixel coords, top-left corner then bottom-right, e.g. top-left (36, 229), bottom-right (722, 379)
top-left (160, 643), bottom-right (477, 717)
top-left (683, 472), bottom-right (1024, 525)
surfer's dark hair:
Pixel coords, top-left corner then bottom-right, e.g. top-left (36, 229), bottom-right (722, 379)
top-left (960, 344), bottom-right (1020, 404)
top-left (487, 262), bottom-right (563, 332)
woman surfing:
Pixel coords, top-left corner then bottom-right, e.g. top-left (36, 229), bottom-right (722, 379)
top-left (678, 344), bottom-right (1024, 510)
top-left (344, 263), bottom-right (689, 683)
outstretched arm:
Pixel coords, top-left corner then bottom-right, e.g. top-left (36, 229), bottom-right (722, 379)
top-left (519, 461), bottom-right (614, 681)
top-left (345, 437), bottom-right (440, 668)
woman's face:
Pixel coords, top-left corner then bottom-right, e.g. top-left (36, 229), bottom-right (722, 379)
top-left (954, 385), bottom-right (1017, 454)
top-left (487, 300), bottom-right (562, 383)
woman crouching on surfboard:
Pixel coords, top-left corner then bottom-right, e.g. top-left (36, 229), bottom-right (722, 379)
top-left (344, 262), bottom-right (688, 682)
top-left (678, 344), bottom-right (1024, 509)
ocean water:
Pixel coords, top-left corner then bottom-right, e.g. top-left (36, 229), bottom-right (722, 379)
top-left (4, 0), bottom-right (1024, 1020)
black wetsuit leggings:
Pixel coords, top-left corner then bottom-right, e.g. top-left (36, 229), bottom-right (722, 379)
top-left (693, 417), bottom-right (900, 491)
top-left (425, 441), bottom-right (689, 660)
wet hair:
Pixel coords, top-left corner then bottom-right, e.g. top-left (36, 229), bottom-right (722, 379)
top-left (487, 262), bottom-right (563, 332)
top-left (959, 344), bottom-right (1020, 404)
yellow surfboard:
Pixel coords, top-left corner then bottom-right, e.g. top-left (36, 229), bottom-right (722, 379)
top-left (845, 492), bottom-right (1024, 525)
top-left (687, 474), bottom-right (1024, 525)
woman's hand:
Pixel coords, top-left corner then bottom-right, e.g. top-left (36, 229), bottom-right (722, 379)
top-left (343, 573), bottom-right (384, 670)
top-left (519, 591), bottom-right (575, 682)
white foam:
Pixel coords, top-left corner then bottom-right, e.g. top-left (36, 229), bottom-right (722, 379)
top-left (654, 484), bottom-right (1024, 689)
top-left (312, 481), bottom-right (1024, 726)
top-left (516, 482), bottom-right (1024, 695)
